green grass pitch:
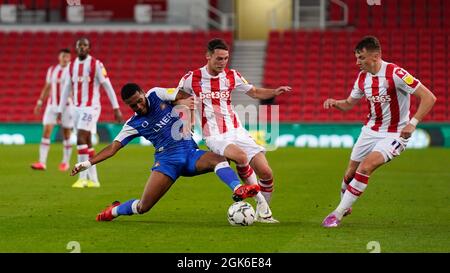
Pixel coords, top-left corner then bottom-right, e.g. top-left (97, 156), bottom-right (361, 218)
top-left (0, 144), bottom-right (449, 253)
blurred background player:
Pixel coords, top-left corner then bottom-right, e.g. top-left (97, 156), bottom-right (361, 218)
top-left (321, 36), bottom-right (436, 228)
top-left (58, 37), bottom-right (123, 188)
top-left (31, 48), bottom-right (73, 172)
top-left (71, 83), bottom-right (261, 221)
top-left (177, 38), bottom-right (291, 223)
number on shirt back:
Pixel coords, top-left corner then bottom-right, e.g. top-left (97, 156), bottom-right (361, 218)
top-left (82, 113), bottom-right (93, 122)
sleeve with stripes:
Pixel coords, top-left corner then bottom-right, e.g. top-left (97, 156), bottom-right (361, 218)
top-left (393, 67), bottom-right (421, 94)
top-left (113, 123), bottom-right (140, 147)
top-left (177, 71), bottom-right (194, 95)
top-left (57, 72), bottom-right (72, 113)
top-left (97, 61), bottom-right (119, 109)
top-left (350, 72), bottom-right (365, 99)
top-left (45, 67), bottom-right (52, 84)
top-left (233, 70), bottom-right (253, 93)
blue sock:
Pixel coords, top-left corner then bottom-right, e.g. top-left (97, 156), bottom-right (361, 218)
top-left (214, 162), bottom-right (241, 191)
top-left (114, 199), bottom-right (139, 217)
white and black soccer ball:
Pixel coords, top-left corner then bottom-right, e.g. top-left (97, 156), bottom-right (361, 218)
top-left (227, 201), bottom-right (255, 226)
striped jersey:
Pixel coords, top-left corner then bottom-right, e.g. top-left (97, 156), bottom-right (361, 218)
top-left (45, 64), bottom-right (71, 107)
top-left (350, 61), bottom-right (421, 133)
top-left (178, 66), bottom-right (253, 138)
top-left (65, 55), bottom-right (119, 108)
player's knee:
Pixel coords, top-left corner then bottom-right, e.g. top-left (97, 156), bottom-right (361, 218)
top-left (258, 166), bottom-right (273, 180)
top-left (211, 154), bottom-right (227, 166)
top-left (357, 163), bottom-right (373, 176)
top-left (137, 203), bottom-right (151, 214)
top-left (233, 153), bottom-right (248, 165)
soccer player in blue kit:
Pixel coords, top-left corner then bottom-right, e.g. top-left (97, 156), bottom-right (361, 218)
top-left (71, 83), bottom-right (260, 221)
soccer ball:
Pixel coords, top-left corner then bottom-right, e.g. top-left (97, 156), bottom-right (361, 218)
top-left (227, 201), bottom-right (255, 226)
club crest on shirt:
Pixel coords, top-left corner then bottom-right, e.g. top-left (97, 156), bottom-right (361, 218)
top-left (160, 103), bottom-right (167, 110)
top-left (224, 78), bottom-right (230, 87)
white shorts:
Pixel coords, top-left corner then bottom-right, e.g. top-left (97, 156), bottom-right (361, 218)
top-left (205, 128), bottom-right (265, 161)
top-left (43, 105), bottom-right (73, 128)
top-left (72, 106), bottom-right (100, 133)
top-left (350, 126), bottom-right (408, 163)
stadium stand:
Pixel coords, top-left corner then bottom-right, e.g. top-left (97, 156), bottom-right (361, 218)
top-left (265, 0), bottom-right (449, 122)
top-left (0, 30), bottom-right (233, 122)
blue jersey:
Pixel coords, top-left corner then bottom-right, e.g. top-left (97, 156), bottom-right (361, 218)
top-left (115, 87), bottom-right (197, 153)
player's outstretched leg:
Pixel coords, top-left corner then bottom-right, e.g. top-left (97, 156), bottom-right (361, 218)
top-left (96, 171), bottom-right (174, 221)
top-left (96, 199), bottom-right (141, 221)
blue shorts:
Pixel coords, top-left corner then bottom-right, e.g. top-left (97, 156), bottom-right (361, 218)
top-left (151, 148), bottom-right (207, 182)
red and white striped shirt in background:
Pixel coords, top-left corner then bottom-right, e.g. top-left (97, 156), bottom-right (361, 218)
top-left (58, 55), bottom-right (119, 112)
top-left (178, 66), bottom-right (253, 138)
top-left (350, 61), bottom-right (421, 134)
top-left (45, 64), bottom-right (70, 107)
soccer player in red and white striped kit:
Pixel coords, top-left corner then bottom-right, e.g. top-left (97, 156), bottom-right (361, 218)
top-left (322, 36), bottom-right (436, 227)
top-left (178, 38), bottom-right (291, 223)
top-left (31, 48), bottom-right (73, 172)
top-left (58, 37), bottom-right (123, 188)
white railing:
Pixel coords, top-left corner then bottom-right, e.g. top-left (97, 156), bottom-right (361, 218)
top-left (188, 2), bottom-right (234, 30)
top-left (327, 0), bottom-right (349, 27)
top-left (269, 0), bottom-right (349, 30)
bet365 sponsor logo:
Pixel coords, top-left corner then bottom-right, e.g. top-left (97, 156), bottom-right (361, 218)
top-left (367, 95), bottom-right (391, 103)
top-left (199, 91), bottom-right (231, 100)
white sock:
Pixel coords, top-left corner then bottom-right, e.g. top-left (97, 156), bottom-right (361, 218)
top-left (258, 178), bottom-right (274, 204)
top-left (62, 139), bottom-right (72, 164)
top-left (254, 192), bottom-right (266, 204)
top-left (340, 176), bottom-right (353, 199)
top-left (77, 144), bottom-right (89, 180)
top-left (335, 172), bottom-right (369, 219)
top-left (88, 165), bottom-right (99, 183)
top-left (87, 148), bottom-right (99, 183)
top-left (39, 138), bottom-right (50, 164)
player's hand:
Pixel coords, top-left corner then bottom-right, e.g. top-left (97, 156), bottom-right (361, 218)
top-left (274, 86), bottom-right (292, 96)
top-left (71, 161), bottom-right (92, 176)
top-left (56, 113), bottom-right (62, 124)
top-left (400, 123), bottom-right (415, 139)
top-left (114, 108), bottom-right (123, 123)
top-left (323, 98), bottom-right (337, 109)
top-left (177, 96), bottom-right (195, 110)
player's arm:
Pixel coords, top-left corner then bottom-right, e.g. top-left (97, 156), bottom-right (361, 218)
top-left (245, 86), bottom-right (292, 100)
top-left (56, 75), bottom-right (72, 122)
top-left (400, 84), bottom-right (436, 139)
top-left (71, 141), bottom-right (123, 176)
top-left (97, 61), bottom-right (123, 123)
top-left (323, 96), bottom-right (360, 112)
top-left (34, 83), bottom-right (51, 115)
top-left (172, 89), bottom-right (194, 109)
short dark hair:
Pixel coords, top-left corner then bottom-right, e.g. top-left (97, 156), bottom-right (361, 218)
top-left (59, 48), bottom-right (70, 54)
top-left (355, 36), bottom-right (381, 53)
top-left (121, 83), bottom-right (142, 101)
top-left (207, 38), bottom-right (229, 54)
top-left (76, 37), bottom-right (90, 47)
